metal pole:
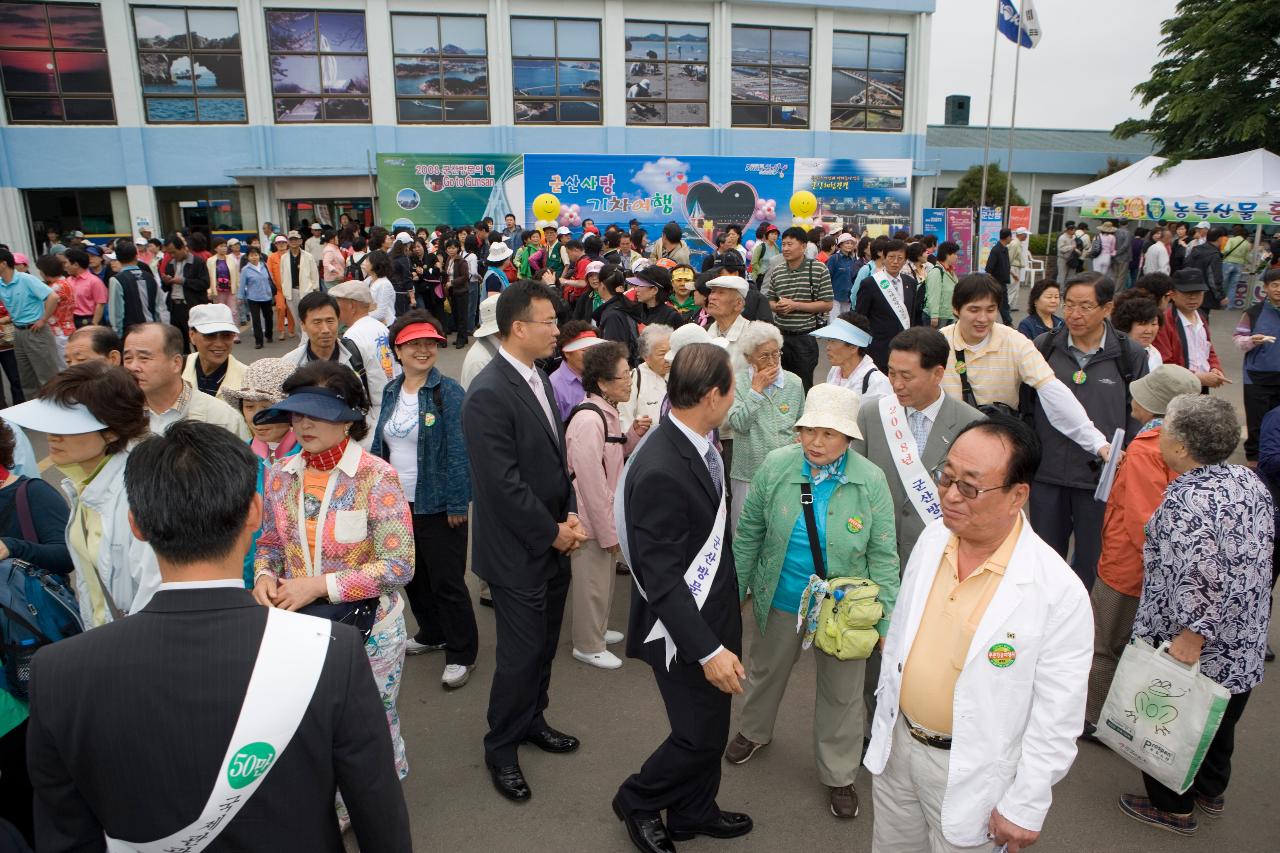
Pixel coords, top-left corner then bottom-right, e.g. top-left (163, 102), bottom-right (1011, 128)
top-left (978, 0), bottom-right (1002, 263)
top-left (1002, 2), bottom-right (1024, 224)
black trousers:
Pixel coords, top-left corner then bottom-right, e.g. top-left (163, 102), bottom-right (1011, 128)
top-left (1145, 689), bottom-right (1250, 813)
top-left (780, 331), bottom-right (819, 393)
top-left (168, 300), bottom-right (191, 354)
top-left (483, 558), bottom-right (570, 767)
top-left (0, 349), bottom-right (23, 408)
top-left (995, 280), bottom-right (1013, 324)
top-left (451, 288), bottom-right (471, 344)
top-left (0, 719), bottom-right (33, 846)
top-left (616, 665), bottom-right (729, 828)
top-left (72, 315), bottom-right (94, 328)
top-left (406, 511), bottom-right (478, 666)
top-left (1242, 383), bottom-right (1280, 460)
top-left (246, 300), bottom-right (274, 347)
top-left (1029, 481), bottom-right (1105, 591)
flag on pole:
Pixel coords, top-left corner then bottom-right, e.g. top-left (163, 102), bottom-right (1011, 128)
top-left (997, 0), bottom-right (1041, 48)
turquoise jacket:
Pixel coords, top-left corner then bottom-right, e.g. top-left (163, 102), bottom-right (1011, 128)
top-left (733, 443), bottom-right (900, 636)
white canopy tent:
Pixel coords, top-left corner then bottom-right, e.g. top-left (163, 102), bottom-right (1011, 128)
top-left (1052, 148), bottom-right (1280, 221)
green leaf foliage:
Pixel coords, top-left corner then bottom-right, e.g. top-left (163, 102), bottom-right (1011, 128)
top-left (943, 163), bottom-right (1027, 209)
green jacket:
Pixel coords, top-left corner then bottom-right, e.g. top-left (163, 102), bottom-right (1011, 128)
top-left (733, 443), bottom-right (900, 637)
top-left (724, 368), bottom-right (805, 481)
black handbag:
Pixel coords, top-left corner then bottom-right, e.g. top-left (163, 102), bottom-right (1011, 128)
top-left (299, 598), bottom-right (380, 639)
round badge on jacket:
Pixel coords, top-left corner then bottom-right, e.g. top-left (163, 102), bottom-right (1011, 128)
top-left (987, 642), bottom-right (1016, 668)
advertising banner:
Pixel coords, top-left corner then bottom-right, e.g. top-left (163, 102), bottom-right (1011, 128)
top-left (945, 208), bottom-right (974, 276)
top-left (792, 158), bottom-right (912, 236)
top-left (978, 207), bottom-right (1003, 269)
top-left (1078, 196), bottom-right (1280, 227)
top-left (1009, 205), bottom-right (1033, 232)
top-left (921, 208), bottom-right (946, 245)
top-left (376, 154), bottom-right (523, 232)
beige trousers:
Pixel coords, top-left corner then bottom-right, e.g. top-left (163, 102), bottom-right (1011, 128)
top-left (738, 607), bottom-right (866, 787)
top-left (871, 716), bottom-right (989, 853)
top-left (1085, 579), bottom-right (1140, 722)
top-left (570, 538), bottom-right (616, 653)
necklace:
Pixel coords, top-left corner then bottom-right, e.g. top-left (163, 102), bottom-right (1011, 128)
top-left (385, 390), bottom-right (420, 438)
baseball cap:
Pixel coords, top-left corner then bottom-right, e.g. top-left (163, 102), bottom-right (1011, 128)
top-left (1171, 268), bottom-right (1208, 293)
top-left (84, 245), bottom-right (102, 257)
top-left (394, 231), bottom-right (413, 244)
top-left (188, 303), bottom-right (240, 335)
top-left (327, 281), bottom-right (374, 304)
top-left (273, 235), bottom-right (287, 244)
top-left (584, 260), bottom-right (605, 277)
top-left (557, 226), bottom-right (571, 236)
top-left (1014, 227), bottom-right (1030, 236)
top-left (287, 230), bottom-right (302, 240)
top-left (310, 222), bottom-right (323, 230)
top-left (227, 237), bottom-right (240, 246)
top-left (1194, 221), bottom-right (1210, 230)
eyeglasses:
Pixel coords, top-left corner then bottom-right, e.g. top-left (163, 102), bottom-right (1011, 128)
top-left (1061, 302), bottom-right (1100, 315)
top-left (753, 351), bottom-right (782, 363)
top-left (518, 318), bottom-right (558, 327)
top-left (931, 466), bottom-right (1008, 500)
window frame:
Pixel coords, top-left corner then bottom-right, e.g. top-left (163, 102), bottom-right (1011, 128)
top-left (622, 19), bottom-right (709, 128)
top-left (131, 5), bottom-right (247, 125)
top-left (0, 1), bottom-right (115, 124)
top-left (389, 12), bottom-right (489, 125)
top-left (510, 16), bottom-right (602, 126)
top-left (729, 24), bottom-right (811, 130)
top-left (264, 8), bottom-right (371, 124)
top-left (829, 29), bottom-right (907, 133)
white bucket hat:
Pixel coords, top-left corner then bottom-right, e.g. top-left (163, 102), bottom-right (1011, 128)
top-left (486, 242), bottom-right (513, 263)
top-left (474, 293), bottom-right (501, 338)
top-left (664, 323), bottom-right (729, 363)
top-left (793, 383), bottom-right (862, 440)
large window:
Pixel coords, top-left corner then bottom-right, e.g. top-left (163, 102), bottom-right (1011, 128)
top-left (510, 17), bottom-right (600, 125)
top-left (0, 2), bottom-right (113, 123)
top-left (730, 26), bottom-right (809, 128)
top-left (155, 186), bottom-right (256, 234)
top-left (391, 14), bottom-right (488, 124)
top-left (624, 21), bottom-right (708, 126)
top-left (266, 10), bottom-right (369, 123)
top-left (133, 6), bottom-right (245, 124)
top-left (831, 32), bottom-right (906, 131)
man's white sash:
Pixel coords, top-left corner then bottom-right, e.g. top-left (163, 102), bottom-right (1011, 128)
top-left (874, 273), bottom-right (911, 330)
top-left (878, 395), bottom-right (942, 525)
top-left (615, 436), bottom-right (727, 670)
top-left (105, 608), bottom-right (331, 853)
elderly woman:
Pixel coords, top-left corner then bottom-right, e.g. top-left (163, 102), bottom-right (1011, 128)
top-left (814, 312), bottom-right (892, 400)
top-left (3, 364), bottom-right (155, 629)
top-left (252, 360), bottom-right (415, 812)
top-left (1119, 394), bottom-right (1274, 835)
top-left (729, 382), bottom-right (899, 820)
top-left (618, 323), bottom-right (672, 431)
top-left (219, 357), bottom-right (300, 587)
top-left (725, 320), bottom-right (805, 528)
top-left (565, 341), bottom-right (649, 669)
top-left (371, 311), bottom-right (477, 690)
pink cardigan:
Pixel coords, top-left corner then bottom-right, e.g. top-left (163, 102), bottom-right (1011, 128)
top-left (565, 393), bottom-right (643, 548)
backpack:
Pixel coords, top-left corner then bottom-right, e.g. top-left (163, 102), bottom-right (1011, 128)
top-left (565, 402), bottom-right (627, 482)
top-left (1017, 324), bottom-right (1139, 421)
top-left (338, 337), bottom-right (372, 407)
top-left (345, 252), bottom-right (365, 281)
top-left (0, 480), bottom-right (83, 701)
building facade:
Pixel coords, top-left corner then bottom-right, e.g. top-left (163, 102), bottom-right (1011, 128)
top-left (0, 0), bottom-right (935, 255)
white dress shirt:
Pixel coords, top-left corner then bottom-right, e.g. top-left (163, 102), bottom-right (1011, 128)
top-left (1177, 309), bottom-right (1212, 373)
top-left (157, 578), bottom-right (246, 591)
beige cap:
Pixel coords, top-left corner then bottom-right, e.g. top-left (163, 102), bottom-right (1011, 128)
top-left (327, 281), bottom-right (374, 304)
top-left (1131, 364), bottom-right (1201, 416)
top-left (793, 383), bottom-right (862, 440)
top-left (706, 275), bottom-right (749, 296)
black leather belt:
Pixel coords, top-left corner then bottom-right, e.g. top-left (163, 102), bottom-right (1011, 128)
top-left (903, 714), bottom-right (952, 750)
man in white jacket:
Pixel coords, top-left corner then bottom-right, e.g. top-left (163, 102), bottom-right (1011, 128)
top-left (865, 416), bottom-right (1092, 853)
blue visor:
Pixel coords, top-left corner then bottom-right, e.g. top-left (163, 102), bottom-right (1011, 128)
top-left (810, 318), bottom-right (872, 349)
top-left (253, 386), bottom-right (364, 425)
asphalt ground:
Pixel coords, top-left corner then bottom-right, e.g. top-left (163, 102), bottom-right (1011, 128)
top-left (24, 301), bottom-right (1278, 852)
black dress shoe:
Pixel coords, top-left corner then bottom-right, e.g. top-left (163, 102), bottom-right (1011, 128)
top-left (668, 811), bottom-right (753, 841)
top-left (613, 795), bottom-right (677, 853)
top-left (524, 726), bottom-right (580, 753)
top-left (488, 764), bottom-right (531, 802)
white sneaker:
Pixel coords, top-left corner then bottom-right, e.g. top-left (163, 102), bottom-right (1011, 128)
top-left (604, 630), bottom-right (624, 646)
top-left (441, 663), bottom-right (473, 688)
top-left (572, 649), bottom-right (622, 670)
top-left (406, 639), bottom-right (445, 656)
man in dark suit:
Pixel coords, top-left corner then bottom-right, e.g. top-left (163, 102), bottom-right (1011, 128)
top-left (462, 280), bottom-right (588, 802)
top-left (985, 228), bottom-right (1014, 325)
top-left (25, 421), bottom-right (410, 851)
top-left (851, 326), bottom-right (984, 747)
top-left (853, 237), bottom-right (922, 371)
top-left (160, 235), bottom-right (209, 354)
top-left (614, 343), bottom-right (753, 853)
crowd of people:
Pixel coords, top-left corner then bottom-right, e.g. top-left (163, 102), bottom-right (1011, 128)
top-left (0, 209), bottom-right (1276, 852)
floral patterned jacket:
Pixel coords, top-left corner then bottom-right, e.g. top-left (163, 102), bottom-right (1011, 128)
top-left (254, 440), bottom-right (414, 622)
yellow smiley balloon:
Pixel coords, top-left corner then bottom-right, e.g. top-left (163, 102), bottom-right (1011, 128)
top-left (532, 193), bottom-right (561, 222)
top-left (790, 190), bottom-right (817, 219)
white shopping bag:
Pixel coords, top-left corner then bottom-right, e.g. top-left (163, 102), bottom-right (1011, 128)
top-left (1096, 638), bottom-right (1231, 794)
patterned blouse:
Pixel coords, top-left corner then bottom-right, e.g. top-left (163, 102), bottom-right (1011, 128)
top-left (254, 440), bottom-right (414, 622)
top-left (1135, 463), bottom-right (1274, 693)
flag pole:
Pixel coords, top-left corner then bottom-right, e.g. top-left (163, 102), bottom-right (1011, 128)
top-left (1002, 1), bottom-right (1026, 225)
top-left (978, 0), bottom-right (1001, 262)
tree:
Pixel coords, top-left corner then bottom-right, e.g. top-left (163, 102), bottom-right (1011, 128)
top-left (1095, 157), bottom-right (1132, 180)
top-left (1113, 0), bottom-right (1280, 170)
top-left (944, 164), bottom-right (1025, 209)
